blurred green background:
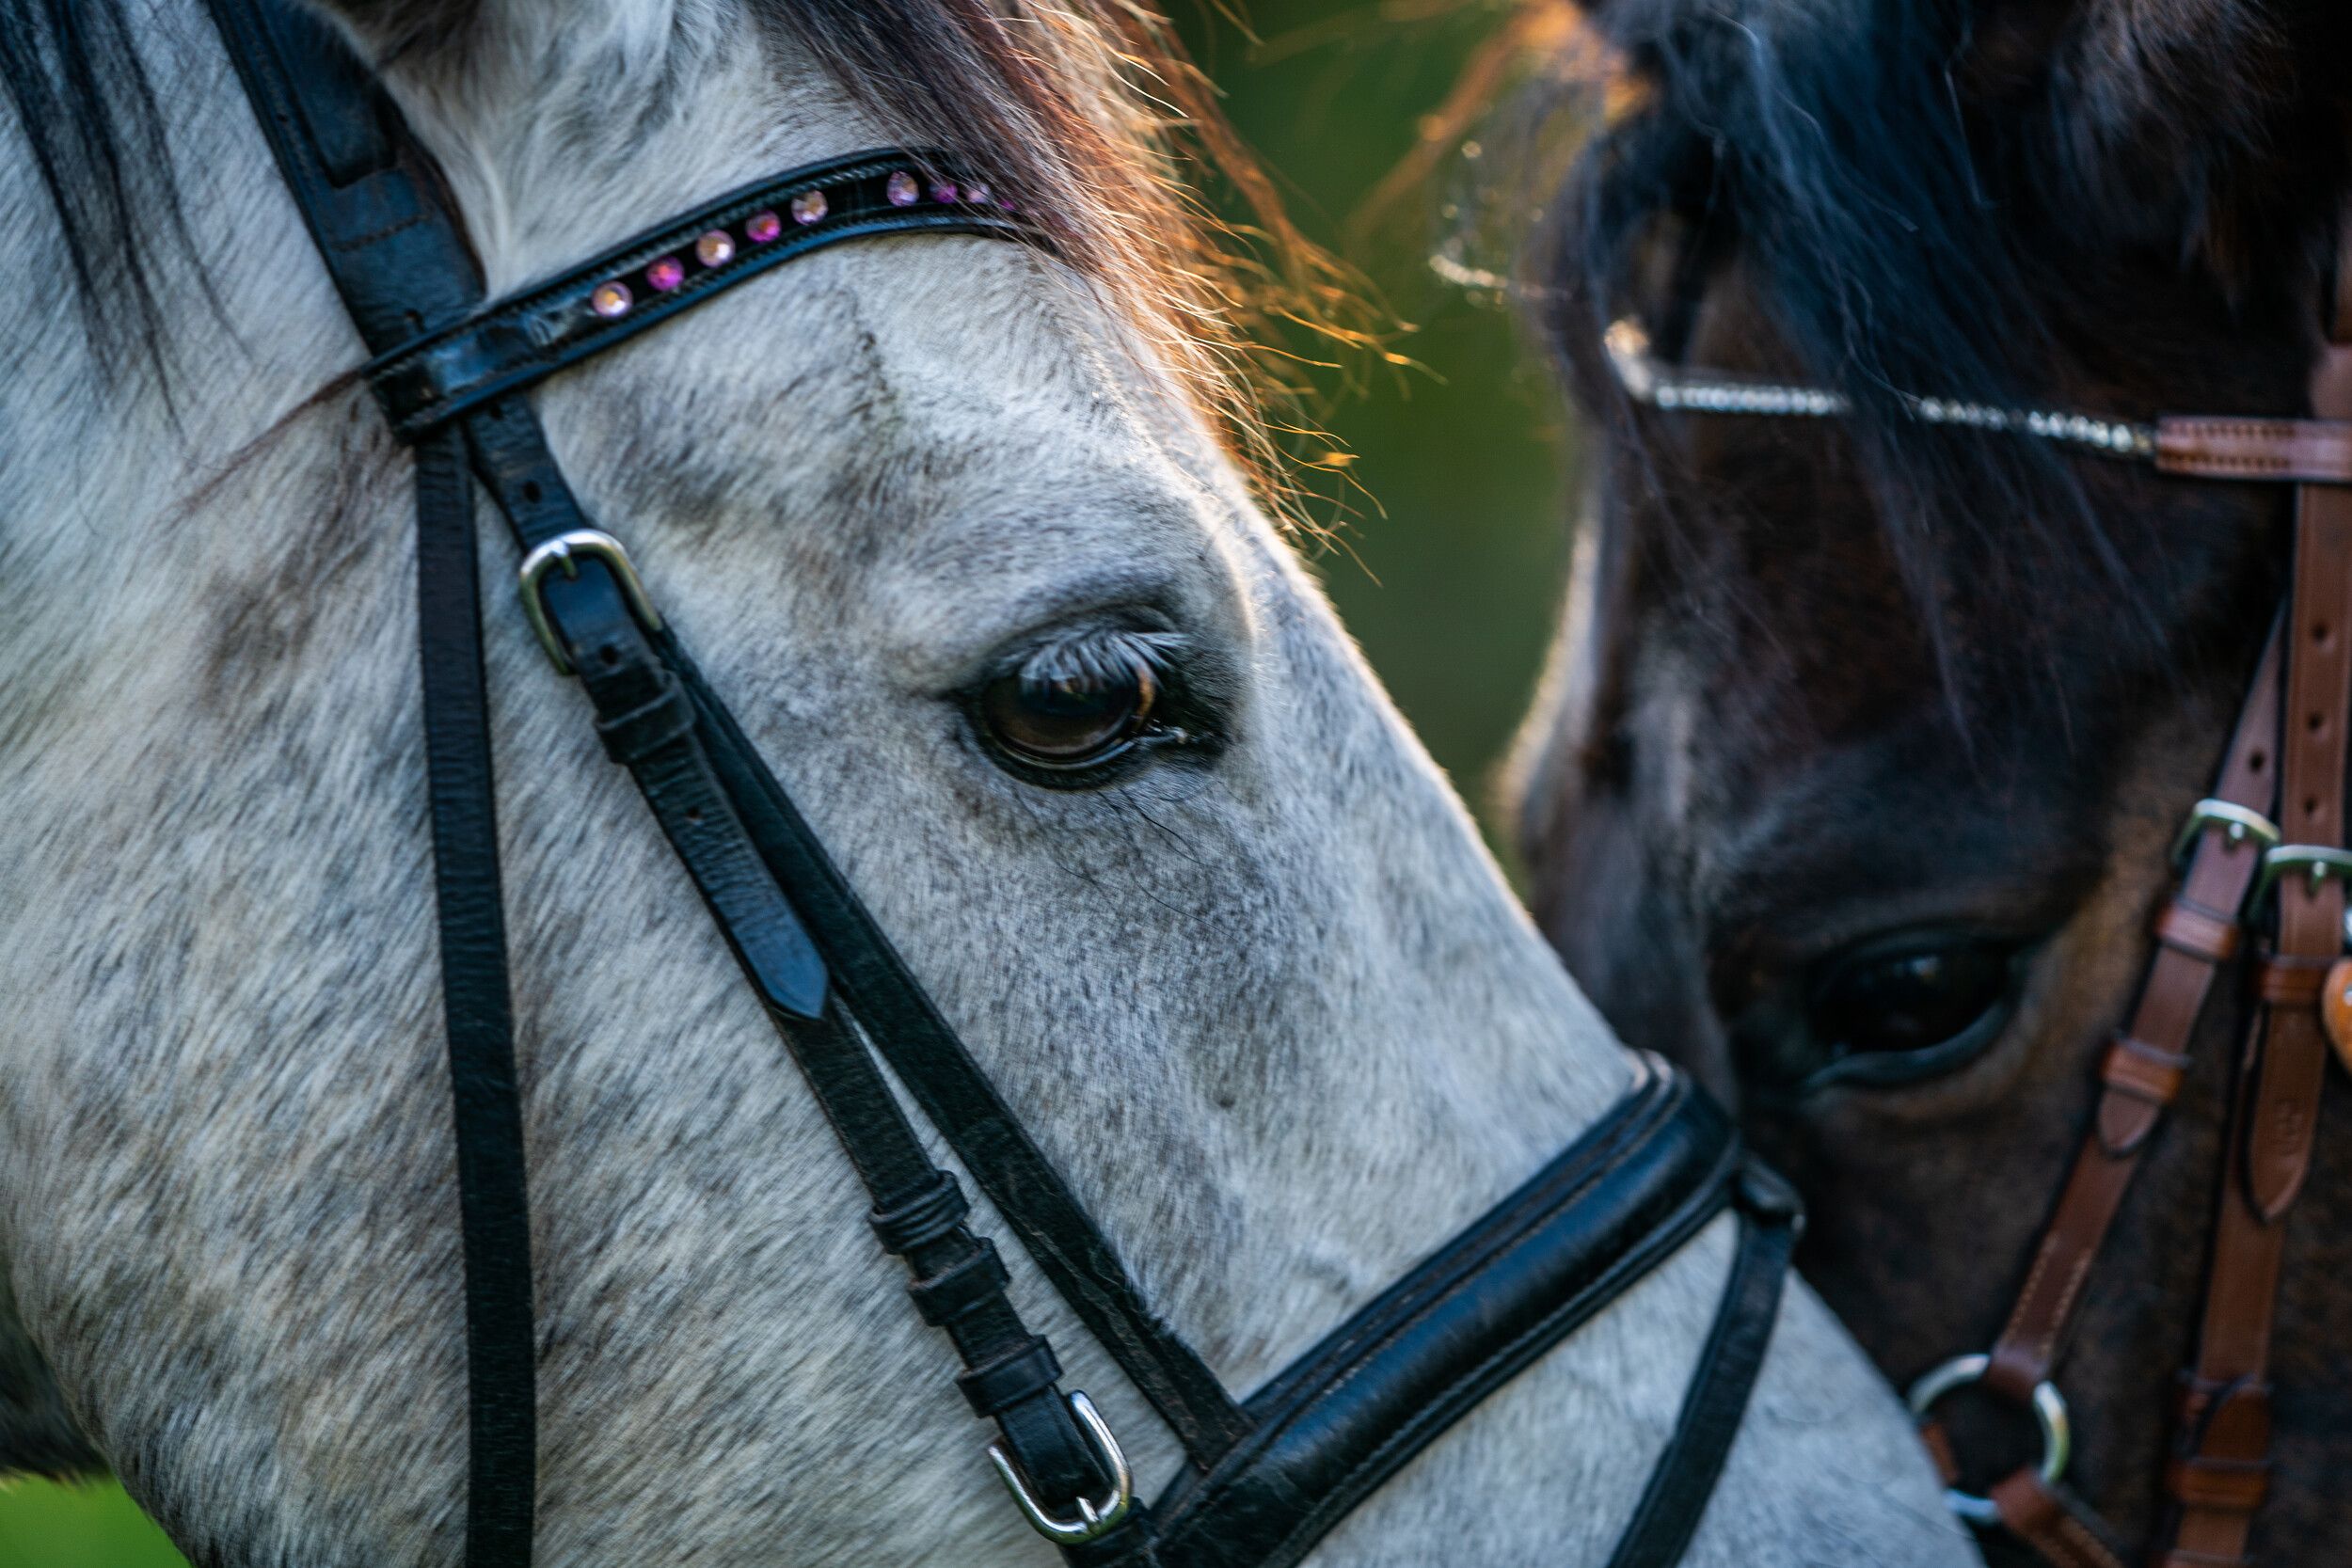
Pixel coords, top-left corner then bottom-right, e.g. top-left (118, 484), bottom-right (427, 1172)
top-left (0, 4), bottom-right (1567, 1561)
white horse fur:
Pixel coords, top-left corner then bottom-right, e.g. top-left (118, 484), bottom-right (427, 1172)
top-left (0, 2), bottom-right (1976, 1563)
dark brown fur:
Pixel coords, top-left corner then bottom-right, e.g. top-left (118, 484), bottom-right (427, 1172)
top-left (1508, 1), bottom-right (2352, 1561)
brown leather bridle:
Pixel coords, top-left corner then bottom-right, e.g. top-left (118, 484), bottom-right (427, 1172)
top-left (1600, 219), bottom-right (2352, 1568)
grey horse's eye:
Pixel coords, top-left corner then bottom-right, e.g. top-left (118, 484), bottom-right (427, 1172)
top-left (979, 651), bottom-right (1159, 770)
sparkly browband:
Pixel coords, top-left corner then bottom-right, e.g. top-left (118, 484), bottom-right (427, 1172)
top-left (368, 150), bottom-right (1034, 439)
top-left (1600, 317), bottom-right (2352, 485)
top-left (1602, 319), bottom-right (2154, 459)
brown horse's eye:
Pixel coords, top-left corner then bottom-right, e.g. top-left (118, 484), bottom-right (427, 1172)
top-left (1799, 938), bottom-right (2019, 1088)
top-left (980, 655), bottom-right (1157, 769)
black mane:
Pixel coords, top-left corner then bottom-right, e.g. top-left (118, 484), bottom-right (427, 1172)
top-left (1, 0), bottom-right (196, 383)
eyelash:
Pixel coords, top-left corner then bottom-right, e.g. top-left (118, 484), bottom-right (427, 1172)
top-left (1011, 626), bottom-right (1188, 691)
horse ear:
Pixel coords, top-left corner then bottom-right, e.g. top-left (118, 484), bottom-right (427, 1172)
top-left (1962, 0), bottom-right (2346, 271)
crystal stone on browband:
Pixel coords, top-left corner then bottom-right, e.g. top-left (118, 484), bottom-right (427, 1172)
top-left (583, 168), bottom-right (994, 325)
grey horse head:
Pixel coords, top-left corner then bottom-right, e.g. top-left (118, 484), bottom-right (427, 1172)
top-left (0, 2), bottom-right (1976, 1563)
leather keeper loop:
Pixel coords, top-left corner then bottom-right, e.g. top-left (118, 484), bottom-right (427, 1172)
top-left (594, 672), bottom-right (697, 766)
top-left (957, 1334), bottom-right (1063, 1417)
top-left (2176, 1377), bottom-right (2271, 1446)
top-left (2253, 954), bottom-right (2330, 1006)
top-left (868, 1171), bottom-right (970, 1256)
top-left (907, 1237), bottom-right (1010, 1326)
top-left (2153, 898), bottom-right (2243, 964)
top-left (2102, 1034), bottom-right (2192, 1107)
top-left (2165, 1454), bottom-right (2271, 1512)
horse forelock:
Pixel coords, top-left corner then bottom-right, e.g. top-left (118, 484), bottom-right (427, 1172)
top-left (1469, 0), bottom-right (2350, 705)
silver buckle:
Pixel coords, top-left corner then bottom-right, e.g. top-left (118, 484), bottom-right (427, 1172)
top-left (986, 1391), bottom-right (1135, 1545)
top-left (516, 529), bottom-right (665, 675)
top-left (1906, 1353), bottom-right (2073, 1525)
top-left (2250, 844), bottom-right (2352, 908)
top-left (2169, 799), bottom-right (2280, 869)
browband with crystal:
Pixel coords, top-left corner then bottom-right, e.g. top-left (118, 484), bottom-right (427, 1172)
top-left (1602, 316), bottom-right (2352, 485)
top-left (369, 150), bottom-right (1033, 438)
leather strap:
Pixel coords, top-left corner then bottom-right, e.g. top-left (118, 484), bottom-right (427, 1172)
top-left (205, 0), bottom-right (1120, 1539)
top-left (1989, 1471), bottom-right (2127, 1568)
top-left (413, 424), bottom-right (539, 1565)
top-left (1907, 624), bottom-right (2280, 1568)
top-left (2159, 207), bottom-right (2352, 1568)
top-left (664, 641), bottom-right (1252, 1460)
top-left (1598, 1164), bottom-right (1801, 1568)
top-left (1071, 1065), bottom-right (1783, 1568)
top-left (205, 6), bottom-right (539, 1561)
top-left (2154, 416), bottom-right (2352, 484)
top-left (370, 152), bottom-right (1031, 438)
top-left (1971, 623), bottom-right (2282, 1414)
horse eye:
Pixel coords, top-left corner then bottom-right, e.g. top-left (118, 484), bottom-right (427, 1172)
top-left (979, 653), bottom-right (1158, 771)
top-left (1801, 938), bottom-right (2019, 1085)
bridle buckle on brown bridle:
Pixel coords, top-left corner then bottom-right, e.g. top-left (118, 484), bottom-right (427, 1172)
top-left (2169, 800), bottom-right (2282, 872)
top-left (1600, 202), bottom-right (2352, 1568)
top-left (201, 2), bottom-right (1808, 1564)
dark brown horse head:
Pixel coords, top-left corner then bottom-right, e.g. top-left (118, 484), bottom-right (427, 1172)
top-left (1507, 0), bottom-right (2352, 1560)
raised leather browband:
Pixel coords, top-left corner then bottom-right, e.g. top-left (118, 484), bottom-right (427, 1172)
top-left (1610, 202), bottom-right (2352, 1568)
top-left (367, 150), bottom-right (1036, 438)
top-left (207, 2), bottom-right (1797, 1564)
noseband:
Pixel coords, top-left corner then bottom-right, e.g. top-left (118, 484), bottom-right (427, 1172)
top-left (1600, 220), bottom-right (2352, 1568)
top-left (201, 4), bottom-right (1798, 1563)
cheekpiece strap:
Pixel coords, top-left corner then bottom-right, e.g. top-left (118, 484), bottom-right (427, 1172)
top-left (369, 152), bottom-right (1035, 438)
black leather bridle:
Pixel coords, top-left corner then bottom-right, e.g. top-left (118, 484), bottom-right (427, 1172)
top-left (199, 3), bottom-right (1802, 1563)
